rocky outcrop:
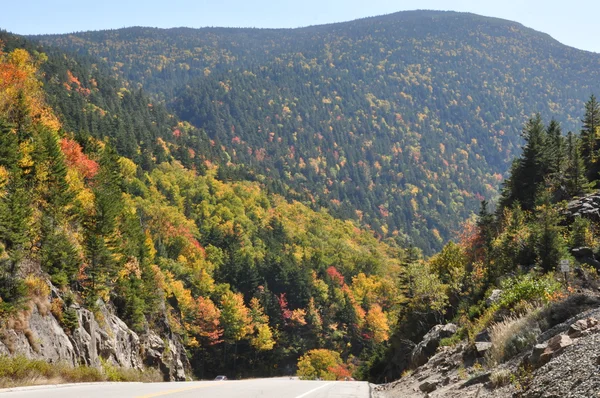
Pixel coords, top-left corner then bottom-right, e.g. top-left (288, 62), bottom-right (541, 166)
top-left (141, 330), bottom-right (187, 381)
top-left (410, 323), bottom-right (457, 368)
top-left (373, 296), bottom-right (600, 398)
top-left (0, 294), bottom-right (190, 381)
top-left (68, 302), bottom-right (142, 370)
top-left (566, 193), bottom-right (600, 222)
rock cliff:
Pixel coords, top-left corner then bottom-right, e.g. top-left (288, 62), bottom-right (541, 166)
top-left (0, 283), bottom-right (190, 381)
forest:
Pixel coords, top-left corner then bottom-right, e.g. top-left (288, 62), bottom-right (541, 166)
top-left (0, 31), bottom-right (408, 379)
top-left (2, 9), bottom-right (600, 384)
top-left (35, 10), bottom-right (600, 253)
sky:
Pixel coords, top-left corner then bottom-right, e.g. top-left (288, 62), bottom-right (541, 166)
top-left (1, 0), bottom-right (599, 53)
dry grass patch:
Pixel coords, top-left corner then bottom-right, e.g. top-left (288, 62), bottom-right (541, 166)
top-left (0, 355), bottom-right (162, 388)
top-left (490, 369), bottom-right (512, 388)
top-left (486, 307), bottom-right (541, 366)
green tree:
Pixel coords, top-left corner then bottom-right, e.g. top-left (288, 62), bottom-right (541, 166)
top-left (83, 144), bottom-right (124, 305)
top-left (533, 191), bottom-right (567, 273)
top-left (581, 94), bottom-right (600, 180)
top-left (565, 132), bottom-right (591, 197)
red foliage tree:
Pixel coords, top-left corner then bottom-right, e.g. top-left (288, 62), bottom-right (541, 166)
top-left (60, 138), bottom-right (99, 180)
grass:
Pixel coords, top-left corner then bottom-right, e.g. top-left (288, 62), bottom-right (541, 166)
top-left (0, 355), bottom-right (162, 388)
top-left (486, 307), bottom-right (541, 366)
top-left (489, 369), bottom-right (512, 388)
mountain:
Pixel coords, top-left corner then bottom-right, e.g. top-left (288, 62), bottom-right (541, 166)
top-left (33, 10), bottom-right (600, 252)
top-left (0, 31), bottom-right (405, 380)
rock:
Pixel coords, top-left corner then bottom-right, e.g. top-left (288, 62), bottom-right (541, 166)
top-left (5, 293), bottom-right (189, 381)
top-left (568, 319), bottom-right (591, 338)
top-left (474, 329), bottom-right (490, 342)
top-left (475, 342), bottom-right (492, 357)
top-left (419, 380), bottom-right (438, 393)
top-left (410, 324), bottom-right (458, 368)
top-left (535, 334), bottom-right (573, 366)
top-left (547, 334), bottom-right (573, 354)
top-left (461, 371), bottom-right (491, 388)
top-left (29, 304), bottom-right (77, 365)
top-left (529, 343), bottom-right (549, 367)
top-left (571, 247), bottom-right (594, 259)
top-left (486, 290), bottom-right (503, 307)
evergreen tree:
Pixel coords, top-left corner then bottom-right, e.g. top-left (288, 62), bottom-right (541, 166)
top-left (533, 190), bottom-right (566, 273)
top-left (83, 144), bottom-right (125, 305)
top-left (565, 132), bottom-right (590, 197)
top-left (476, 200), bottom-right (495, 277)
top-left (581, 94), bottom-right (600, 181)
top-left (500, 114), bottom-right (548, 211)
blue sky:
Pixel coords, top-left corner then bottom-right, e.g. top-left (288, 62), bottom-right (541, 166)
top-left (1, 0), bottom-right (599, 53)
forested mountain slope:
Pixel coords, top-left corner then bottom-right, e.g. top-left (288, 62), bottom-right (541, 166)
top-left (0, 32), bottom-right (404, 379)
top-left (34, 11), bottom-right (600, 252)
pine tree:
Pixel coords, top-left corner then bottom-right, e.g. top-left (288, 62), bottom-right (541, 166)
top-left (565, 132), bottom-right (591, 197)
top-left (83, 143), bottom-right (125, 305)
top-left (581, 95), bottom-right (600, 181)
top-left (0, 120), bottom-right (31, 306)
top-left (501, 114), bottom-right (548, 211)
top-left (545, 120), bottom-right (565, 175)
top-left (533, 190), bottom-right (566, 273)
top-left (476, 200), bottom-right (495, 277)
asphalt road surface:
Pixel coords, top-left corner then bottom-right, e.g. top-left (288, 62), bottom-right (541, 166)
top-left (0, 379), bottom-right (371, 398)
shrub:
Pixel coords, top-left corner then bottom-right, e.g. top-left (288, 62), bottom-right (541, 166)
top-left (497, 273), bottom-right (563, 311)
top-left (439, 333), bottom-right (462, 347)
top-left (297, 349), bottom-right (344, 380)
top-left (487, 308), bottom-right (541, 366)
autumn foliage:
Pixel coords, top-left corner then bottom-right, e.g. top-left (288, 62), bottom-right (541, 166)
top-left (60, 138), bottom-right (99, 180)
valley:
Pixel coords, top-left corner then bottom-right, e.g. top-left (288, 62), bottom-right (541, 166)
top-left (1, 9), bottom-right (600, 398)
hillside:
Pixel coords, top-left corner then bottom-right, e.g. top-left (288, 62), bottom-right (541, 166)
top-left (0, 32), bottom-right (405, 380)
top-left (33, 10), bottom-right (600, 252)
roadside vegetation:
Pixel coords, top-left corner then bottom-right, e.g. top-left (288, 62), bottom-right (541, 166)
top-left (0, 356), bottom-right (162, 388)
top-left (361, 97), bottom-right (600, 382)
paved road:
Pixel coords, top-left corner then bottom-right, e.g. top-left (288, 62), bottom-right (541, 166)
top-left (0, 379), bottom-right (370, 398)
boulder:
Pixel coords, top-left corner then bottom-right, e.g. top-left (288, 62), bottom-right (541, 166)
top-left (419, 380), bottom-right (438, 393)
top-left (474, 342), bottom-right (492, 357)
top-left (547, 334), bottom-right (573, 354)
top-left (568, 317), bottom-right (599, 338)
top-left (571, 247), bottom-right (594, 259)
top-left (568, 319), bottom-right (591, 338)
top-left (410, 324), bottom-right (457, 368)
top-left (529, 343), bottom-right (549, 367)
top-left (474, 329), bottom-right (490, 342)
top-left (533, 334), bottom-right (573, 367)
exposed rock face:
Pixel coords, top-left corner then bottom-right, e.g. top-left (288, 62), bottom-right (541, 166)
top-left (0, 297), bottom-right (190, 381)
top-left (0, 304), bottom-right (77, 366)
top-left (410, 324), bottom-right (458, 368)
top-left (141, 330), bottom-right (187, 381)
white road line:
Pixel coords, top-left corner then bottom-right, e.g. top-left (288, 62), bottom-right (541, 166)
top-left (294, 382), bottom-right (333, 398)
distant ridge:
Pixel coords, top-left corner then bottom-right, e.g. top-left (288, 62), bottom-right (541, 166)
top-left (33, 10), bottom-right (600, 252)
